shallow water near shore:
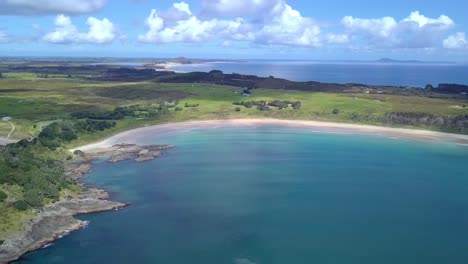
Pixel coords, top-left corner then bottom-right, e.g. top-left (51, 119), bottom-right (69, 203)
top-left (17, 126), bottom-right (468, 264)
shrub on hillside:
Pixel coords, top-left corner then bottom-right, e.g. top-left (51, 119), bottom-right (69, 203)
top-left (13, 200), bottom-right (28, 211)
top-left (185, 103), bottom-right (200, 108)
top-left (0, 190), bottom-right (7, 202)
top-left (24, 189), bottom-right (43, 207)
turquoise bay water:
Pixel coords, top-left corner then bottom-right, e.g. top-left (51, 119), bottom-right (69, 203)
top-left (17, 126), bottom-right (468, 264)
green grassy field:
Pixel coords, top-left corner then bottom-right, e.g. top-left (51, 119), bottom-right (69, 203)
top-left (1, 77), bottom-right (468, 145)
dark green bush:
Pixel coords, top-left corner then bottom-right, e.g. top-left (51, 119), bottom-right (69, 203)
top-left (13, 200), bottom-right (28, 211)
top-left (73, 150), bottom-right (85, 156)
top-left (0, 190), bottom-right (7, 202)
top-left (185, 103), bottom-right (200, 108)
top-left (292, 101), bottom-right (302, 109)
top-left (257, 105), bottom-right (271, 111)
top-left (24, 189), bottom-right (43, 207)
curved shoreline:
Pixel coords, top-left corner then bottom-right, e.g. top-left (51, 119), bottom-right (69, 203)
top-left (5, 119), bottom-right (466, 262)
top-left (73, 119), bottom-right (468, 152)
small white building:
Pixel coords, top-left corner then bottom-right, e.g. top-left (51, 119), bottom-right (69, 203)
top-left (2, 117), bottom-right (12, 121)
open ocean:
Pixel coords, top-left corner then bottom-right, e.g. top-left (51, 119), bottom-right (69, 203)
top-left (170, 60), bottom-right (468, 87)
top-left (17, 126), bottom-right (468, 264)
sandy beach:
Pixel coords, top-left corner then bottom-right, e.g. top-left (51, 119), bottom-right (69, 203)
top-left (72, 119), bottom-right (468, 152)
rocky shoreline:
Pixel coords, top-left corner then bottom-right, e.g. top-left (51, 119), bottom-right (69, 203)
top-left (0, 144), bottom-right (174, 264)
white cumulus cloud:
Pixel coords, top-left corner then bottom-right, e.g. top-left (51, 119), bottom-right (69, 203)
top-left (342, 11), bottom-right (454, 49)
top-left (139, 2), bottom-right (253, 43)
top-left (255, 2), bottom-right (322, 47)
top-left (139, 1), bottom-right (342, 47)
top-left (443, 32), bottom-right (468, 49)
top-left (0, 0), bottom-right (106, 15)
top-left (43, 14), bottom-right (117, 44)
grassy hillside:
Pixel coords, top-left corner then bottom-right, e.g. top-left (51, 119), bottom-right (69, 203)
top-left (0, 77), bottom-right (467, 145)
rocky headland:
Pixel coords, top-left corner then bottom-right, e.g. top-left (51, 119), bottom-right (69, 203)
top-left (0, 144), bottom-right (174, 264)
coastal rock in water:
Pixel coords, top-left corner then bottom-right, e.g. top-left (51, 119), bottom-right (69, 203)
top-left (136, 150), bottom-right (161, 162)
top-left (89, 144), bottom-right (174, 163)
top-left (64, 155), bottom-right (94, 181)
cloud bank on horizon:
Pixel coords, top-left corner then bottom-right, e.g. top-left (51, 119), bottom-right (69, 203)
top-left (0, 0), bottom-right (467, 57)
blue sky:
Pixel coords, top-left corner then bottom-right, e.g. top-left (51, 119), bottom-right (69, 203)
top-left (1, 0), bottom-right (468, 61)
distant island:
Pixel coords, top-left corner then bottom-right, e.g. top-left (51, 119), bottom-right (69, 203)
top-left (375, 58), bottom-right (455, 64)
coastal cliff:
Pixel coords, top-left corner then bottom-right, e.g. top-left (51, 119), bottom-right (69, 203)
top-left (0, 144), bottom-right (174, 264)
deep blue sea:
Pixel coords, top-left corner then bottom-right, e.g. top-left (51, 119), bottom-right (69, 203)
top-left (17, 126), bottom-right (468, 264)
top-left (170, 61), bottom-right (468, 87)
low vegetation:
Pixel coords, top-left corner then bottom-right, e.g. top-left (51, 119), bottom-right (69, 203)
top-left (383, 112), bottom-right (468, 133)
top-left (0, 138), bottom-right (69, 208)
top-left (0, 132), bottom-right (72, 236)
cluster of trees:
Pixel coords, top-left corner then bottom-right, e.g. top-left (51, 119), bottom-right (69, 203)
top-left (38, 120), bottom-right (118, 150)
top-left (74, 120), bottom-right (116, 133)
top-left (268, 100), bottom-right (302, 109)
top-left (71, 107), bottom-right (128, 120)
top-left (0, 139), bottom-right (68, 210)
top-left (257, 104), bottom-right (271, 112)
top-left (233, 100), bottom-right (302, 110)
top-left (383, 112), bottom-right (468, 133)
top-left (233, 101), bottom-right (271, 111)
top-left (39, 122), bottom-right (78, 149)
top-left (38, 103), bottom-right (183, 151)
top-left (72, 104), bottom-right (175, 121)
